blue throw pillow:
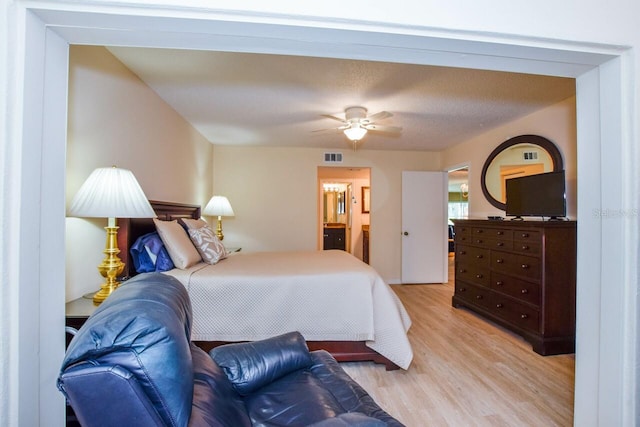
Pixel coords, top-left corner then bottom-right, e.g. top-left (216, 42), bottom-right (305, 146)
top-left (130, 232), bottom-right (175, 273)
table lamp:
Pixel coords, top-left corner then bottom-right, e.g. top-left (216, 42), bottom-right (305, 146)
top-left (203, 195), bottom-right (234, 240)
top-left (68, 166), bottom-right (156, 305)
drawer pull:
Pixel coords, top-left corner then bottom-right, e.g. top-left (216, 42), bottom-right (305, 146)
top-left (476, 254), bottom-right (483, 259)
top-left (521, 245), bottom-right (529, 250)
top-left (497, 242), bottom-right (504, 247)
top-left (476, 229), bottom-right (483, 234)
top-left (459, 269), bottom-right (466, 273)
top-left (497, 231), bottom-right (504, 236)
top-left (476, 239), bottom-right (483, 244)
top-left (459, 287), bottom-right (466, 292)
top-left (521, 233), bottom-right (529, 238)
top-left (521, 264), bottom-right (529, 269)
top-left (496, 303), bottom-right (503, 308)
top-left (496, 259), bottom-right (504, 264)
top-left (476, 295), bottom-right (483, 300)
top-left (521, 314), bottom-right (529, 319)
top-left (495, 281), bottom-right (504, 286)
top-left (459, 250), bottom-right (466, 255)
top-left (476, 274), bottom-right (483, 279)
top-left (521, 289), bottom-right (529, 294)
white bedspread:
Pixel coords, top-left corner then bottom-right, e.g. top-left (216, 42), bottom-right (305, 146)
top-left (164, 250), bottom-right (413, 369)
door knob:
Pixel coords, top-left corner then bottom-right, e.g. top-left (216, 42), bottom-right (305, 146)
top-left (403, 231), bottom-right (409, 236)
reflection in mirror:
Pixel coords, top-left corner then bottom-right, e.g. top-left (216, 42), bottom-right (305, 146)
top-left (485, 143), bottom-right (554, 203)
top-left (323, 183), bottom-right (347, 223)
top-left (481, 135), bottom-right (564, 210)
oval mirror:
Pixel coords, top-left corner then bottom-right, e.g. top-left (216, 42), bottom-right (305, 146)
top-left (481, 135), bottom-right (564, 210)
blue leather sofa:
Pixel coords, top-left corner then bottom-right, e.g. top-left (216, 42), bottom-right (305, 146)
top-left (58, 273), bottom-right (404, 427)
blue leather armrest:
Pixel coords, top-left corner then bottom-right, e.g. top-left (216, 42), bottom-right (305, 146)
top-left (58, 363), bottom-right (164, 427)
top-left (210, 331), bottom-right (313, 395)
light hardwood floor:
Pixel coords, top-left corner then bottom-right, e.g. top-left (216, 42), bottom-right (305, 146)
top-left (342, 256), bottom-right (575, 426)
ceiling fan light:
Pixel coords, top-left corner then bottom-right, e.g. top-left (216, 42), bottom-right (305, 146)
top-left (344, 126), bottom-right (367, 141)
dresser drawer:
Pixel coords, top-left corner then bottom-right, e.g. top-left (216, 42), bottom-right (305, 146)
top-left (513, 229), bottom-right (542, 243)
top-left (491, 251), bottom-right (540, 281)
top-left (455, 282), bottom-right (494, 311)
top-left (455, 233), bottom-right (472, 245)
top-left (472, 227), bottom-right (513, 240)
top-left (492, 296), bottom-right (540, 333)
top-left (484, 238), bottom-right (513, 251)
top-left (456, 264), bottom-right (490, 287)
top-left (456, 245), bottom-right (490, 268)
top-left (491, 272), bottom-right (540, 306)
top-left (512, 240), bottom-right (541, 255)
top-left (455, 224), bottom-right (472, 236)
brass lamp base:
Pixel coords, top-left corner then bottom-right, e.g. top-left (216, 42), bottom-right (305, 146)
top-left (215, 216), bottom-right (225, 241)
top-left (93, 223), bottom-right (125, 305)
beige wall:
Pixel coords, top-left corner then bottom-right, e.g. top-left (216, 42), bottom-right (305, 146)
top-left (442, 96), bottom-right (577, 219)
top-left (212, 145), bottom-right (441, 283)
top-left (65, 46), bottom-right (213, 300)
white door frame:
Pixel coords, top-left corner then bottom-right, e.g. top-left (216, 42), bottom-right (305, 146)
top-left (4, 4), bottom-right (635, 426)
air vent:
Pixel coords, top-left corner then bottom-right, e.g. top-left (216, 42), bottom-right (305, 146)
top-left (324, 152), bottom-right (343, 163)
top-left (523, 151), bottom-right (538, 161)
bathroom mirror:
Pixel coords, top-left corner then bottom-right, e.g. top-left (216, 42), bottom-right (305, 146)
top-left (323, 188), bottom-right (346, 223)
top-left (361, 187), bottom-right (370, 214)
top-left (481, 135), bottom-right (564, 210)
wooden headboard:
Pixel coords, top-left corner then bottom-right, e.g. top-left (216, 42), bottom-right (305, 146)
top-left (117, 200), bottom-right (201, 279)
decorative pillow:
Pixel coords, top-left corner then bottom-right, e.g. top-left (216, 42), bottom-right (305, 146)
top-left (188, 225), bottom-right (228, 265)
top-left (153, 219), bottom-right (202, 269)
top-left (130, 232), bottom-right (175, 273)
top-left (180, 217), bottom-right (207, 230)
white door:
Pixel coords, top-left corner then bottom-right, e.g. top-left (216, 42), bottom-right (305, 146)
top-left (401, 171), bottom-right (448, 284)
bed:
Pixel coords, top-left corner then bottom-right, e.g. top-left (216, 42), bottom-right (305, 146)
top-left (117, 200), bottom-right (413, 370)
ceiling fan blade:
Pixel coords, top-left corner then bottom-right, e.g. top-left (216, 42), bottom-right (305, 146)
top-left (364, 124), bottom-right (402, 133)
top-left (311, 127), bottom-right (347, 133)
top-left (367, 111), bottom-right (393, 121)
top-left (320, 114), bottom-right (347, 123)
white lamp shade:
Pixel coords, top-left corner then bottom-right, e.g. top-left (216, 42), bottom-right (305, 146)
top-left (68, 167), bottom-right (156, 218)
top-left (204, 196), bottom-right (235, 217)
top-left (343, 125), bottom-right (367, 141)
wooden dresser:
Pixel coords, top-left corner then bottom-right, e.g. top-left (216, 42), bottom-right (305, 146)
top-left (452, 219), bottom-right (576, 355)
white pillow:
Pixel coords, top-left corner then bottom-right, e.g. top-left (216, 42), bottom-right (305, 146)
top-left (188, 225), bottom-right (228, 265)
top-left (153, 218), bottom-right (202, 269)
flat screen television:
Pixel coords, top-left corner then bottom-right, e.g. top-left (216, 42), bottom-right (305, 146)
top-left (505, 171), bottom-right (566, 219)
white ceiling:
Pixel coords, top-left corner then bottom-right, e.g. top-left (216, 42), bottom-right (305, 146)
top-left (107, 47), bottom-right (575, 152)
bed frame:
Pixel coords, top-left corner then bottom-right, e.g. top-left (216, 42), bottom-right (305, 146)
top-left (118, 200), bottom-right (399, 370)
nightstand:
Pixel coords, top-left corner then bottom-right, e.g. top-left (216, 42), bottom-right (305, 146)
top-left (65, 296), bottom-right (97, 346)
top-left (65, 296), bottom-right (98, 426)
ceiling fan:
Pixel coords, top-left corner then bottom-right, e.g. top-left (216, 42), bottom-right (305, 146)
top-left (314, 106), bottom-right (402, 149)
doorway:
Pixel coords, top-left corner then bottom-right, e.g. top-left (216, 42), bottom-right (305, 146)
top-left (447, 166), bottom-right (469, 255)
top-left (317, 167), bottom-right (371, 262)
top-left (12, 8), bottom-right (632, 425)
